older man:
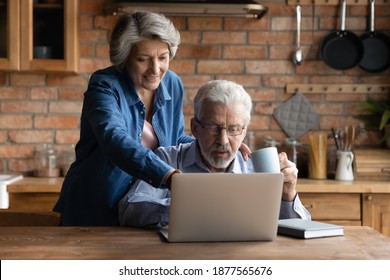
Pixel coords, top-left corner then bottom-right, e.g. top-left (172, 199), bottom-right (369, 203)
top-left (118, 80), bottom-right (311, 228)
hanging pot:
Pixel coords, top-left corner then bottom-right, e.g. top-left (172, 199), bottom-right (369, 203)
top-left (359, 0), bottom-right (390, 73)
top-left (320, 0), bottom-right (364, 70)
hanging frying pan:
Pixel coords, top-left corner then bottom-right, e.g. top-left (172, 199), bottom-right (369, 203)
top-left (320, 0), bottom-right (364, 70)
top-left (359, 0), bottom-right (390, 73)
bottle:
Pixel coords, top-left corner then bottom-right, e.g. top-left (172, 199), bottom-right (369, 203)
top-left (34, 144), bottom-right (60, 177)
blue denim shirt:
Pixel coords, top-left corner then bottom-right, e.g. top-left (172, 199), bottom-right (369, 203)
top-left (53, 66), bottom-right (193, 226)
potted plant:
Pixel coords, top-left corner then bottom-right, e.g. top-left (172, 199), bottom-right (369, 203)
top-left (356, 97), bottom-right (390, 148)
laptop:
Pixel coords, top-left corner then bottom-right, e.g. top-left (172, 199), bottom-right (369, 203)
top-left (159, 172), bottom-right (284, 242)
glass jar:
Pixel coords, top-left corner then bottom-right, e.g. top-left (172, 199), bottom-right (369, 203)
top-left (284, 138), bottom-right (299, 164)
top-left (261, 136), bottom-right (280, 148)
top-left (34, 144), bottom-right (60, 177)
top-left (60, 145), bottom-right (75, 176)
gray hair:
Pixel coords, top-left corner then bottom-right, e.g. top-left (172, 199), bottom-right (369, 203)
top-left (194, 80), bottom-right (252, 125)
top-left (110, 11), bottom-right (180, 69)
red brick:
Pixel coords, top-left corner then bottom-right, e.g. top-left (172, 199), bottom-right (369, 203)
top-left (224, 17), bottom-right (268, 31)
top-left (179, 31), bottom-right (200, 44)
top-left (176, 45), bottom-right (221, 59)
top-left (96, 44), bottom-right (110, 58)
top-left (10, 73), bottom-right (46, 86)
top-left (246, 60), bottom-right (293, 74)
top-left (198, 60), bottom-right (243, 74)
top-left (94, 15), bottom-right (117, 30)
top-left (80, 43), bottom-right (95, 57)
top-left (0, 145), bottom-right (34, 158)
top-left (58, 87), bottom-right (85, 100)
top-left (170, 60), bottom-right (196, 74)
top-left (56, 130), bottom-right (80, 144)
top-left (34, 115), bottom-right (79, 129)
top-left (80, 58), bottom-right (111, 73)
top-left (49, 101), bottom-right (83, 114)
top-left (0, 115), bottom-right (32, 129)
top-left (79, 30), bottom-right (109, 43)
top-left (80, 15), bottom-right (93, 30)
top-left (188, 18), bottom-right (222, 30)
top-left (1, 101), bottom-right (47, 113)
top-left (202, 32), bottom-right (246, 44)
top-left (0, 73), bottom-right (6, 85)
top-left (47, 74), bottom-right (86, 87)
top-left (30, 87), bottom-right (58, 100)
top-left (8, 130), bottom-right (53, 144)
top-left (0, 87), bottom-right (29, 99)
top-left (224, 46), bottom-right (266, 59)
top-left (79, 0), bottom-right (107, 14)
top-left (249, 31), bottom-right (293, 45)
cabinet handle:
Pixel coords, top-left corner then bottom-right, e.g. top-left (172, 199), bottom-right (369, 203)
top-left (366, 195), bottom-right (372, 201)
top-left (382, 167), bottom-right (390, 173)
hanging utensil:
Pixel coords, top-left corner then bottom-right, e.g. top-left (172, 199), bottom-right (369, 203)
top-left (320, 0), bottom-right (364, 70)
top-left (359, 0), bottom-right (390, 73)
top-left (293, 4), bottom-right (303, 65)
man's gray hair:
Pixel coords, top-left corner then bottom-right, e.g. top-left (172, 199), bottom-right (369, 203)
top-left (109, 11), bottom-right (180, 69)
top-left (194, 80), bottom-right (252, 125)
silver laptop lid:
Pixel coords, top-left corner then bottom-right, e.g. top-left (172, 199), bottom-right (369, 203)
top-left (165, 173), bottom-right (284, 242)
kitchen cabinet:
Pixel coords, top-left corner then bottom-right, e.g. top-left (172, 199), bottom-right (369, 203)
top-left (0, 0), bottom-right (79, 73)
top-left (362, 194), bottom-right (390, 237)
top-left (299, 193), bottom-right (361, 226)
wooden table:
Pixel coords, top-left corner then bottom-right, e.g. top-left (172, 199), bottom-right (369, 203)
top-left (0, 226), bottom-right (389, 260)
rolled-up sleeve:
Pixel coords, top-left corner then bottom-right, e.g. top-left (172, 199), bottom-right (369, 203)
top-left (118, 179), bottom-right (170, 228)
top-left (279, 194), bottom-right (311, 220)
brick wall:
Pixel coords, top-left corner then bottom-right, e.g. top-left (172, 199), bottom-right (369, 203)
top-left (0, 0), bottom-right (389, 175)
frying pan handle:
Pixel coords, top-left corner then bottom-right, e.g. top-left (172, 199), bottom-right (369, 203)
top-left (370, 0), bottom-right (375, 32)
top-left (340, 0), bottom-right (346, 31)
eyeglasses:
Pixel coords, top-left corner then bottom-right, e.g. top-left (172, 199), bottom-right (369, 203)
top-left (195, 118), bottom-right (245, 136)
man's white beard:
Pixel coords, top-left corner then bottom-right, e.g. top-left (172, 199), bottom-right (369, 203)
top-left (200, 144), bottom-right (235, 170)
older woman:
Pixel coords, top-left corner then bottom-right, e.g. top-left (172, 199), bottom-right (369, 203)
top-left (53, 11), bottom-right (194, 226)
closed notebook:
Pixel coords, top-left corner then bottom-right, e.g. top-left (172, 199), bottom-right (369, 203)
top-left (277, 219), bottom-right (344, 239)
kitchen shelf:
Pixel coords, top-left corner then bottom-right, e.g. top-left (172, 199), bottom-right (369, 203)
top-left (287, 0), bottom-right (389, 5)
top-left (286, 84), bottom-right (390, 94)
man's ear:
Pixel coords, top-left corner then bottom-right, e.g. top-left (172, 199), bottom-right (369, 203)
top-left (190, 118), bottom-right (198, 137)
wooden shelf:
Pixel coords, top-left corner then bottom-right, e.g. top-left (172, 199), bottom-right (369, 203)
top-left (287, 0), bottom-right (389, 5)
top-left (286, 84), bottom-right (390, 94)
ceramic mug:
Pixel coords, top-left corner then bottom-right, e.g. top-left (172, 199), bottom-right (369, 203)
top-left (251, 147), bottom-right (280, 173)
top-left (335, 151), bottom-right (354, 181)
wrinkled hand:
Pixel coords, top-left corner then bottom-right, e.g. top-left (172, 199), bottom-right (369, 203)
top-left (239, 142), bottom-right (251, 161)
top-left (279, 152), bottom-right (298, 201)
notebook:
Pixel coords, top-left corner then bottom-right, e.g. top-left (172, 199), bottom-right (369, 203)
top-left (277, 218), bottom-right (344, 239)
top-left (159, 172), bottom-right (284, 242)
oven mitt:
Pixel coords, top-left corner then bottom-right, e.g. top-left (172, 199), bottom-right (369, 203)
top-left (273, 92), bottom-right (319, 139)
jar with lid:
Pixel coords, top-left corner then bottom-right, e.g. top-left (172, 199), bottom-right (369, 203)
top-left (34, 144), bottom-right (60, 177)
top-left (283, 137), bottom-right (308, 178)
top-left (60, 144), bottom-right (75, 176)
top-left (261, 136), bottom-right (280, 148)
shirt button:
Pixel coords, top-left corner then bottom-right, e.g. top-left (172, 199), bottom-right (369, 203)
top-left (140, 111), bottom-right (144, 115)
top-left (139, 133), bottom-right (142, 137)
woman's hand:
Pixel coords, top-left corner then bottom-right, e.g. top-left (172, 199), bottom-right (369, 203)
top-left (239, 142), bottom-right (251, 161)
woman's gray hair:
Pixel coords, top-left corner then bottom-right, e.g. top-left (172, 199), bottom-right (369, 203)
top-left (194, 80), bottom-right (252, 125)
top-left (110, 11), bottom-right (180, 69)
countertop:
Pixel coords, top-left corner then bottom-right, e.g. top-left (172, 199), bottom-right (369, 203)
top-left (7, 177), bottom-right (390, 194)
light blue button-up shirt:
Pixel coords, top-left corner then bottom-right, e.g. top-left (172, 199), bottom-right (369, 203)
top-left (118, 141), bottom-right (311, 228)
